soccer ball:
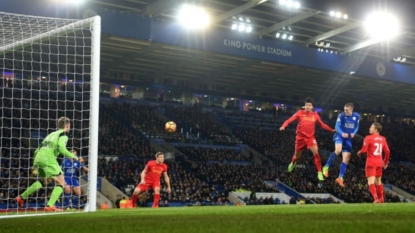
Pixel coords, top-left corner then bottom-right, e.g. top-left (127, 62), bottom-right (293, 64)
top-left (165, 121), bottom-right (177, 133)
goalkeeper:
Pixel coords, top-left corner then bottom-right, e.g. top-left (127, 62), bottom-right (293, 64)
top-left (16, 117), bottom-right (79, 211)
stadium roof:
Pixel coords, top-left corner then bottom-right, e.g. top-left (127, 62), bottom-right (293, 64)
top-left (91, 0), bottom-right (415, 115)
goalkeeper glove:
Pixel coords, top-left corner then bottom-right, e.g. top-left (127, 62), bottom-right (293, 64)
top-left (32, 168), bottom-right (38, 177)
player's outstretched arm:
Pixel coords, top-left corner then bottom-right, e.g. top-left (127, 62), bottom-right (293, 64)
top-left (57, 136), bottom-right (78, 160)
top-left (316, 115), bottom-right (335, 132)
top-left (281, 112), bottom-right (299, 130)
top-left (163, 173), bottom-right (171, 194)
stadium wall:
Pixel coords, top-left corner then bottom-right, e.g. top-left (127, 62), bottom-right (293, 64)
top-left (80, 178), bottom-right (113, 208)
top-left (228, 193), bottom-right (246, 206)
top-left (233, 192), bottom-right (291, 204)
top-left (384, 185), bottom-right (414, 202)
top-left (100, 177), bottom-right (128, 205)
top-left (300, 193), bottom-right (343, 203)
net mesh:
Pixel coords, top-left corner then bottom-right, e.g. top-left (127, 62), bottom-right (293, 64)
top-left (0, 11), bottom-right (95, 216)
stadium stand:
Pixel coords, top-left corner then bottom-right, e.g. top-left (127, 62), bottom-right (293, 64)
top-left (104, 103), bottom-right (184, 142)
top-left (164, 105), bottom-right (242, 144)
top-left (1, 93), bottom-right (415, 208)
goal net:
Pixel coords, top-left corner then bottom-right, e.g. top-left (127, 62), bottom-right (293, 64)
top-left (0, 12), bottom-right (100, 217)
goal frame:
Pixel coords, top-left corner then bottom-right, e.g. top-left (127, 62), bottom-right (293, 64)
top-left (0, 14), bottom-right (101, 213)
top-left (87, 15), bottom-right (101, 213)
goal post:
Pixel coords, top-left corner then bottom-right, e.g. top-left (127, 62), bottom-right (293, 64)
top-left (0, 11), bottom-right (100, 216)
top-left (87, 15), bottom-right (101, 213)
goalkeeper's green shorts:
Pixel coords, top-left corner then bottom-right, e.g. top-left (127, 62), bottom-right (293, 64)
top-left (33, 154), bottom-right (63, 178)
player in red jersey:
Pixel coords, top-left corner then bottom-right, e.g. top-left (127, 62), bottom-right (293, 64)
top-left (280, 97), bottom-right (335, 181)
top-left (357, 122), bottom-right (390, 203)
top-left (131, 152), bottom-right (171, 208)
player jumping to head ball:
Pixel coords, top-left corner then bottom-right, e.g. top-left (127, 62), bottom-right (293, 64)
top-left (323, 103), bottom-right (360, 187)
top-left (280, 97), bottom-right (335, 181)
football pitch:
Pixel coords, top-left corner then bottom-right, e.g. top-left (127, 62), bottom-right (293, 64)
top-left (1, 204), bottom-right (414, 233)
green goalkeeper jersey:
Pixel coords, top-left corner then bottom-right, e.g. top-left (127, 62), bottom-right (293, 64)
top-left (35, 129), bottom-right (76, 160)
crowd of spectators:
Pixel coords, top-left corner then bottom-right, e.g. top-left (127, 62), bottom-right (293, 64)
top-left (95, 107), bottom-right (413, 204)
top-left (104, 103), bottom-right (184, 142)
top-left (175, 147), bottom-right (250, 162)
top-left (214, 110), bottom-right (415, 203)
top-left (164, 106), bottom-right (242, 144)
top-left (98, 109), bottom-right (155, 158)
top-left (2, 87), bottom-right (415, 208)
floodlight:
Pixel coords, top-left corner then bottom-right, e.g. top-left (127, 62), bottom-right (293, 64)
top-left (178, 4), bottom-right (210, 29)
top-left (238, 24), bottom-right (246, 32)
top-left (364, 12), bottom-right (400, 39)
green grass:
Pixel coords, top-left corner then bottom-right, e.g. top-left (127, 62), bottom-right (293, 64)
top-left (1, 204), bottom-right (415, 233)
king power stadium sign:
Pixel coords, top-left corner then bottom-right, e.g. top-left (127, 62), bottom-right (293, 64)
top-left (223, 39), bottom-right (292, 57)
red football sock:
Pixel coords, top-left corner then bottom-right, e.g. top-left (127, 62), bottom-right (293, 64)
top-left (369, 184), bottom-right (378, 201)
top-left (153, 194), bottom-right (160, 206)
top-left (313, 154), bottom-right (322, 172)
top-left (132, 194), bottom-right (138, 207)
top-left (291, 155), bottom-right (297, 164)
top-left (377, 184), bottom-right (384, 203)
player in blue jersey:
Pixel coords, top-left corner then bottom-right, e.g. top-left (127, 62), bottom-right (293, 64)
top-left (61, 149), bottom-right (88, 208)
top-left (323, 103), bottom-right (360, 187)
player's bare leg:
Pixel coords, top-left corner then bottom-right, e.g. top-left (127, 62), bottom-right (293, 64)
top-left (288, 151), bottom-right (302, 172)
top-left (45, 174), bottom-right (66, 211)
top-left (367, 176), bottom-right (380, 203)
top-left (375, 177), bottom-right (384, 203)
top-left (323, 144), bottom-right (342, 177)
top-left (152, 187), bottom-right (161, 208)
top-left (131, 187), bottom-right (142, 208)
top-left (336, 152), bottom-right (351, 187)
top-left (310, 146), bottom-right (324, 181)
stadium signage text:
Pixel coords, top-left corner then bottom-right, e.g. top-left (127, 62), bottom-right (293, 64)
top-left (223, 39), bottom-right (292, 57)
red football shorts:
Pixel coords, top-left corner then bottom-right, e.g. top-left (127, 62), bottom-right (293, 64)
top-left (365, 166), bottom-right (382, 177)
top-left (295, 136), bottom-right (317, 152)
top-left (136, 181), bottom-right (160, 192)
